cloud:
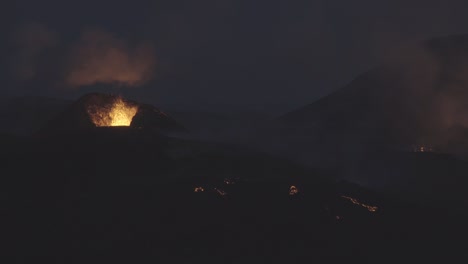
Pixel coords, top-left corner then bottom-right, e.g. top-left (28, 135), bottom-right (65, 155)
top-left (11, 22), bottom-right (58, 81)
top-left (374, 38), bottom-right (468, 146)
top-left (65, 29), bottom-right (156, 87)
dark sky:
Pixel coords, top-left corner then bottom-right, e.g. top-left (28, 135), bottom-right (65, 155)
top-left (4, 0), bottom-right (468, 113)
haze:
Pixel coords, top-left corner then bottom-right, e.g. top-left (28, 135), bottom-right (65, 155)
top-left (4, 0), bottom-right (468, 114)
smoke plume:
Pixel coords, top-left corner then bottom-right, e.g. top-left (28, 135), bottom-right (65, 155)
top-left (65, 29), bottom-right (156, 87)
top-left (393, 39), bottom-right (468, 145)
top-left (11, 23), bottom-right (58, 81)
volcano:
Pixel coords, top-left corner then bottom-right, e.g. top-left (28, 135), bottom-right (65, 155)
top-left (256, 35), bottom-right (468, 208)
top-left (272, 35), bottom-right (468, 158)
top-left (41, 93), bottom-right (186, 133)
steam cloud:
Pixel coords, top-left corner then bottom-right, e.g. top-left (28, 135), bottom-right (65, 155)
top-left (376, 39), bottom-right (468, 149)
top-left (66, 29), bottom-right (156, 87)
top-left (11, 23), bottom-right (58, 81)
top-left (10, 25), bottom-right (156, 89)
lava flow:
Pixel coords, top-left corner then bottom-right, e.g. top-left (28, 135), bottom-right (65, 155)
top-left (341, 195), bottom-right (378, 212)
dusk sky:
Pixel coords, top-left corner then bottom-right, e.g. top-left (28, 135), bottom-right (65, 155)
top-left (5, 0), bottom-right (468, 113)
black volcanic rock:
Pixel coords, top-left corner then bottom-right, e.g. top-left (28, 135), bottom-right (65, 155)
top-left (130, 103), bottom-right (186, 132)
top-left (40, 93), bottom-right (186, 134)
top-left (0, 96), bottom-right (72, 136)
top-left (42, 93), bottom-right (98, 132)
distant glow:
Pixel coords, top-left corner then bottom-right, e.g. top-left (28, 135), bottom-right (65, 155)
top-left (289, 185), bottom-right (299, 196)
top-left (194, 187), bottom-right (205, 192)
top-left (214, 188), bottom-right (227, 196)
top-left (224, 178), bottom-right (235, 185)
top-left (413, 145), bottom-right (433, 153)
top-left (341, 196), bottom-right (378, 212)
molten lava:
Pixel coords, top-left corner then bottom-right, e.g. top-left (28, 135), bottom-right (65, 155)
top-left (87, 97), bottom-right (138, 127)
top-left (289, 185), bottom-right (299, 196)
top-left (341, 196), bottom-right (378, 212)
top-left (194, 187), bottom-right (205, 192)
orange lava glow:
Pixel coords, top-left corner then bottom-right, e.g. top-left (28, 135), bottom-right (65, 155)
top-left (412, 145), bottom-right (433, 153)
top-left (88, 97), bottom-right (138, 127)
top-left (341, 196), bottom-right (378, 212)
top-left (289, 185), bottom-right (299, 196)
top-left (214, 188), bottom-right (227, 196)
top-left (194, 187), bottom-right (205, 192)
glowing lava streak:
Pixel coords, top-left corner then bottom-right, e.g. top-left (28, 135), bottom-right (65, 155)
top-left (88, 97), bottom-right (138, 127)
top-left (341, 196), bottom-right (378, 212)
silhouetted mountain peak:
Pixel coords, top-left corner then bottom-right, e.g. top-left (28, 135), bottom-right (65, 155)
top-left (280, 34), bottom-right (468, 152)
